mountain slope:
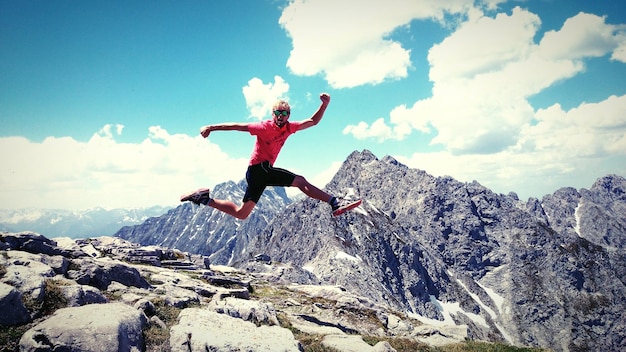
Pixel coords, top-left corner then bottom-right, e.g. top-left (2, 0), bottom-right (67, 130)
top-left (115, 180), bottom-right (292, 265)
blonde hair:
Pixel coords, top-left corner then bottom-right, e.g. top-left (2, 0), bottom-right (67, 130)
top-left (272, 100), bottom-right (290, 112)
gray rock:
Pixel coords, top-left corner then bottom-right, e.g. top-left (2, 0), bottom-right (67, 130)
top-left (67, 257), bottom-right (151, 290)
top-left (0, 250), bottom-right (55, 300)
top-left (60, 284), bottom-right (108, 307)
top-left (39, 255), bottom-right (69, 275)
top-left (149, 315), bottom-right (167, 330)
top-left (134, 298), bottom-right (156, 316)
top-left (322, 335), bottom-right (396, 352)
top-left (0, 282), bottom-right (31, 326)
top-left (2, 232), bottom-right (87, 258)
top-left (0, 232), bottom-right (64, 256)
top-left (19, 302), bottom-right (147, 352)
top-left (208, 296), bottom-right (280, 326)
top-left (157, 284), bottom-right (200, 308)
top-left (169, 308), bottom-right (301, 352)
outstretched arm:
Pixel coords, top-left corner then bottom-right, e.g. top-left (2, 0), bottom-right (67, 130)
top-left (200, 122), bottom-right (250, 138)
top-left (297, 93), bottom-right (331, 131)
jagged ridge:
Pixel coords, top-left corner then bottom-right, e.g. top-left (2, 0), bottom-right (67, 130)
top-left (115, 180), bottom-right (291, 265)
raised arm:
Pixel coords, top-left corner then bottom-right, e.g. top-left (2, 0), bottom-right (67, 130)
top-left (297, 93), bottom-right (331, 131)
top-left (200, 122), bottom-right (250, 138)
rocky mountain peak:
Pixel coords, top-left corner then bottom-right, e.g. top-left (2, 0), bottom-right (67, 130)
top-left (590, 173), bottom-right (626, 200)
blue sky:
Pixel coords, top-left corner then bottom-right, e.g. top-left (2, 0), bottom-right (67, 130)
top-left (1, 0), bottom-right (625, 210)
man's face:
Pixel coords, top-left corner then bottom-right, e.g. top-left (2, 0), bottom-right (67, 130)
top-left (273, 108), bottom-right (290, 127)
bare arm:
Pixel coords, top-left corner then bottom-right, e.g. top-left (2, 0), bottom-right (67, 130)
top-left (297, 93), bottom-right (331, 131)
top-left (200, 122), bottom-right (250, 138)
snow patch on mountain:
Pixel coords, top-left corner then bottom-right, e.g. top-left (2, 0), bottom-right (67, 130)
top-left (574, 201), bottom-right (582, 236)
top-left (335, 251), bottom-right (361, 263)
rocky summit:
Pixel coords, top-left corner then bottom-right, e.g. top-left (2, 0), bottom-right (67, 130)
top-left (115, 150), bottom-right (626, 352)
top-left (1, 231), bottom-right (497, 352)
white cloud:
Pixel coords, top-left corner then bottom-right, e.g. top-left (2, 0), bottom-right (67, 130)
top-left (342, 104), bottom-right (427, 142)
top-left (279, 0), bottom-right (474, 88)
top-left (0, 125), bottom-right (248, 210)
top-left (396, 94), bottom-right (626, 199)
top-left (520, 95), bottom-right (626, 157)
top-left (242, 76), bottom-right (290, 119)
top-left (344, 8), bottom-right (626, 155)
top-left (342, 118), bottom-right (394, 142)
top-left (428, 7), bottom-right (540, 82)
top-left (539, 12), bottom-right (626, 60)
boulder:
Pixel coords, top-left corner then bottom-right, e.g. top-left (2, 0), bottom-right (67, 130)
top-left (1, 232), bottom-right (87, 258)
top-left (0, 282), bottom-right (31, 326)
top-left (157, 284), bottom-right (200, 308)
top-left (413, 324), bottom-right (469, 346)
top-left (19, 302), bottom-right (147, 352)
top-left (322, 334), bottom-right (396, 352)
top-left (134, 298), bottom-right (156, 316)
top-left (67, 258), bottom-right (151, 290)
top-left (0, 250), bottom-right (55, 300)
top-left (170, 308), bottom-right (301, 352)
top-left (60, 284), bottom-right (108, 307)
top-left (208, 296), bottom-right (280, 326)
top-left (0, 232), bottom-right (62, 255)
top-left (39, 255), bottom-right (70, 275)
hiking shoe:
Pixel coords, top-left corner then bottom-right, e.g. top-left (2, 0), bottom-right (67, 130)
top-left (331, 198), bottom-right (363, 217)
top-left (180, 188), bottom-right (211, 205)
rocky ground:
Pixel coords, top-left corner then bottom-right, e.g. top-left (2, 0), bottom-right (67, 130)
top-left (0, 232), bottom-right (545, 352)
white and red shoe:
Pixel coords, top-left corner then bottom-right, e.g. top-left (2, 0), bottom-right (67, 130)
top-left (332, 199), bottom-right (363, 217)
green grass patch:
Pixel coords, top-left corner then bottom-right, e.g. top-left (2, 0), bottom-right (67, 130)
top-left (0, 324), bottom-right (32, 352)
top-left (362, 337), bottom-right (549, 352)
top-left (439, 341), bottom-right (548, 352)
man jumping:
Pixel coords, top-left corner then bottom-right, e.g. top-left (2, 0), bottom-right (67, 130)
top-left (181, 92), bottom-right (361, 219)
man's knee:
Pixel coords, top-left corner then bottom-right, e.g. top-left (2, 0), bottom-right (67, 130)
top-left (235, 212), bottom-right (251, 220)
top-left (292, 175), bottom-right (307, 187)
top-left (236, 201), bottom-right (256, 220)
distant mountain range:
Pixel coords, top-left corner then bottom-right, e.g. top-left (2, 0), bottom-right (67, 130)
top-left (114, 149), bottom-right (626, 352)
top-left (0, 206), bottom-right (171, 238)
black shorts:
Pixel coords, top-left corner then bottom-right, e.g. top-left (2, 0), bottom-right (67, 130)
top-left (243, 161), bottom-right (296, 203)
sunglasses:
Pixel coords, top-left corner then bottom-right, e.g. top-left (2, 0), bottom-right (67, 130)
top-left (273, 110), bottom-right (290, 117)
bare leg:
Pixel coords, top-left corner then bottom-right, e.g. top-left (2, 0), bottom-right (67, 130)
top-left (292, 175), bottom-right (333, 202)
top-left (208, 199), bottom-right (256, 220)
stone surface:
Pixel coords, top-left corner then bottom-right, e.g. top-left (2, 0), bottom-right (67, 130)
top-left (60, 284), bottom-right (108, 307)
top-left (19, 303), bottom-right (147, 352)
top-left (169, 308), bottom-right (301, 352)
top-left (66, 257), bottom-right (151, 290)
top-left (322, 335), bottom-right (396, 352)
top-left (0, 250), bottom-right (56, 300)
top-left (208, 296), bottom-right (280, 326)
top-left (0, 282), bottom-right (31, 326)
